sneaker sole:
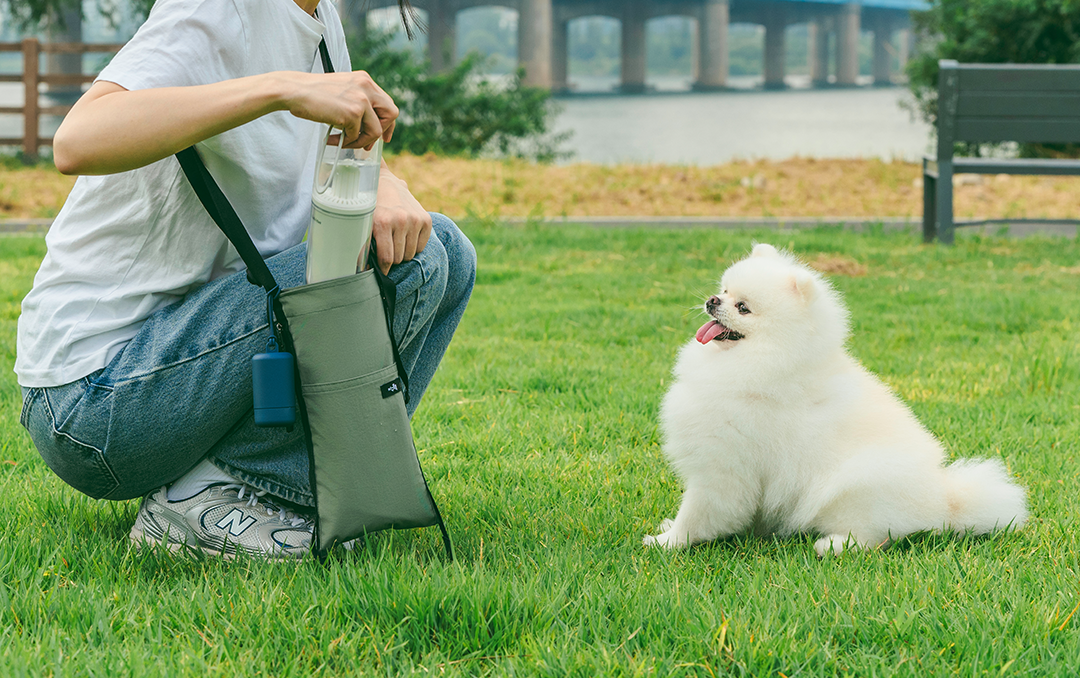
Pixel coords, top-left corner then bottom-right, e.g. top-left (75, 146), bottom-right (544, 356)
top-left (129, 527), bottom-right (302, 562)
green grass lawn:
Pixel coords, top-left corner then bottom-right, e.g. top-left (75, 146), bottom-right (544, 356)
top-left (1, 224), bottom-right (1078, 676)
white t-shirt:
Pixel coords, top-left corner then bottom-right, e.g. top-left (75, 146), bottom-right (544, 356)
top-left (16, 0), bottom-right (350, 387)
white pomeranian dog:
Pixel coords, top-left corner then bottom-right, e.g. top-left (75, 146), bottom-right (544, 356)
top-left (644, 243), bottom-right (1027, 556)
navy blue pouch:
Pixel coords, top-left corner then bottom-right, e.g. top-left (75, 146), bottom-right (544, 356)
top-left (252, 343), bottom-right (296, 427)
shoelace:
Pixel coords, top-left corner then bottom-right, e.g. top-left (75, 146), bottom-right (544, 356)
top-left (225, 483), bottom-right (313, 530)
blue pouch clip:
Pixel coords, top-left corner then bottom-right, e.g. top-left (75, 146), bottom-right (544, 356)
top-left (252, 287), bottom-right (296, 428)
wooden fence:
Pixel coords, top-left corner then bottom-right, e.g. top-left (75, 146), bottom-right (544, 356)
top-left (0, 37), bottom-right (124, 161)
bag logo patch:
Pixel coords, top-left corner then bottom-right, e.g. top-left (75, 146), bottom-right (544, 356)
top-left (381, 377), bottom-right (405, 399)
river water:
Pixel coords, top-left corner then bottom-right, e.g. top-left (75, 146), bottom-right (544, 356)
top-left (553, 76), bottom-right (933, 166)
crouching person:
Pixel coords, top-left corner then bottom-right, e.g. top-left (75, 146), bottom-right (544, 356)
top-left (16, 0), bottom-right (474, 559)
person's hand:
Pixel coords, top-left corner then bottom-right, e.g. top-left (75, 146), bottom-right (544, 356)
top-left (371, 164), bottom-right (431, 274)
top-left (282, 70), bottom-right (397, 150)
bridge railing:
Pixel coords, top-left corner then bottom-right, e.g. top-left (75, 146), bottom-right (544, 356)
top-left (0, 37), bottom-right (125, 162)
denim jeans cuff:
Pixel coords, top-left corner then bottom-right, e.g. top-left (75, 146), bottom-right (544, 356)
top-left (210, 458), bottom-right (315, 509)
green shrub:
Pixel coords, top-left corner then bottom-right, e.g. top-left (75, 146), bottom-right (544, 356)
top-left (350, 30), bottom-right (569, 161)
top-left (907, 0), bottom-right (1080, 157)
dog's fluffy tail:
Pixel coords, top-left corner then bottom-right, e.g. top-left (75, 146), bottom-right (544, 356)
top-left (943, 458), bottom-right (1028, 534)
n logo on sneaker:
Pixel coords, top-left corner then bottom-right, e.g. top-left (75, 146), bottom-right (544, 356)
top-left (216, 509), bottom-right (257, 536)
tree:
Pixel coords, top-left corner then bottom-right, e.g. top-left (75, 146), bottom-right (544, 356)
top-left (2, 0), bottom-right (75, 30)
top-left (906, 0), bottom-right (1080, 156)
top-left (0, 0), bottom-right (149, 31)
top-left (349, 30), bottom-right (569, 161)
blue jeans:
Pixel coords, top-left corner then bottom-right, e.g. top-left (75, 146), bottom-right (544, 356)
top-left (20, 213), bottom-right (475, 508)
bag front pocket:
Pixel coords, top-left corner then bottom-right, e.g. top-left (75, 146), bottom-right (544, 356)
top-left (302, 364), bottom-right (437, 547)
top-left (280, 271), bottom-right (396, 386)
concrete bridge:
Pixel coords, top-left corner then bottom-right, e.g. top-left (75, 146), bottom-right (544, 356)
top-left (347, 0), bottom-right (927, 91)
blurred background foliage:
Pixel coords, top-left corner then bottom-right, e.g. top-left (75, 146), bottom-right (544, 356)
top-left (906, 0), bottom-right (1080, 158)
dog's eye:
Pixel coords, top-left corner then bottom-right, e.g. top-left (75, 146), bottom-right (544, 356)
top-left (736, 301), bottom-right (751, 315)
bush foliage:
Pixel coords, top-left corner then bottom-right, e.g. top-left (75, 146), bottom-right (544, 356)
top-left (907, 0), bottom-right (1080, 156)
top-left (349, 30), bottom-right (568, 161)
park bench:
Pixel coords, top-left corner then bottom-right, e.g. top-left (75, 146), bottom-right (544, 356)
top-left (922, 59), bottom-right (1080, 243)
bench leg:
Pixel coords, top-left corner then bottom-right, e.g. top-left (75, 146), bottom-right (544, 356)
top-left (936, 162), bottom-right (954, 245)
top-left (922, 168), bottom-right (936, 243)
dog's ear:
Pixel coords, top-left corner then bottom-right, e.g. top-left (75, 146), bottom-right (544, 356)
top-left (751, 243), bottom-right (780, 259)
top-left (791, 271), bottom-right (817, 302)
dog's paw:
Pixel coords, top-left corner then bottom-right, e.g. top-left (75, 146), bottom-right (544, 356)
top-left (643, 519), bottom-right (681, 548)
top-left (814, 533), bottom-right (869, 558)
top-left (814, 534), bottom-right (847, 557)
top-left (643, 529), bottom-right (688, 549)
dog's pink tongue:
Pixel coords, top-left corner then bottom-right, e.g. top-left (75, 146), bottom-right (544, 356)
top-left (696, 320), bottom-right (726, 344)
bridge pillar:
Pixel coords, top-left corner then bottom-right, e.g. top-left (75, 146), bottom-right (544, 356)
top-left (519, 0), bottom-right (553, 87)
top-left (837, 3), bottom-right (861, 86)
top-left (808, 19), bottom-right (831, 85)
top-left (690, 19), bottom-right (700, 82)
top-left (695, 0), bottom-right (729, 90)
top-left (872, 21), bottom-right (894, 84)
top-left (428, 0), bottom-right (455, 73)
top-left (621, 2), bottom-right (647, 93)
top-left (552, 19), bottom-right (569, 92)
top-left (763, 13), bottom-right (787, 89)
top-left (898, 28), bottom-right (912, 71)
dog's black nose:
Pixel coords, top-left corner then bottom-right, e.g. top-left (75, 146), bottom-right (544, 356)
top-left (706, 295), bottom-right (721, 310)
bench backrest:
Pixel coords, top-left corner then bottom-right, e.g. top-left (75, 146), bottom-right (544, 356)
top-left (937, 59), bottom-right (1080, 157)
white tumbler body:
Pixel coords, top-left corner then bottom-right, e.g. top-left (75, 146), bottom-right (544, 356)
top-left (305, 135), bottom-right (382, 284)
top-left (305, 202), bottom-right (376, 284)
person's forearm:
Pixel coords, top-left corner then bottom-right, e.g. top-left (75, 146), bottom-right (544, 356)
top-left (53, 73), bottom-right (294, 176)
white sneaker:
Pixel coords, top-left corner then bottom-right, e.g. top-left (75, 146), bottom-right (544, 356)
top-left (129, 484), bottom-right (313, 560)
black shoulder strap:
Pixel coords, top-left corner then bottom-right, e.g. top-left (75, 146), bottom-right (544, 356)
top-left (318, 37), bottom-right (334, 74)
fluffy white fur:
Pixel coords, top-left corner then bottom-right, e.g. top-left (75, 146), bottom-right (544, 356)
top-left (644, 243), bottom-right (1027, 556)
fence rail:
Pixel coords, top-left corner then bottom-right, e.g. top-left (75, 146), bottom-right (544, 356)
top-left (0, 37), bottom-right (124, 161)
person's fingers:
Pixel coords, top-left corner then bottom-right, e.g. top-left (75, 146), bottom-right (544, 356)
top-left (350, 107), bottom-right (383, 149)
top-left (393, 220), bottom-right (408, 265)
top-left (323, 85), bottom-right (371, 144)
top-left (364, 76), bottom-right (398, 120)
top-left (364, 78), bottom-right (397, 144)
top-left (415, 215), bottom-right (432, 254)
top-left (339, 73), bottom-right (387, 147)
top-left (340, 115), bottom-right (361, 148)
top-left (374, 224), bottom-right (394, 275)
top-left (402, 219), bottom-right (420, 261)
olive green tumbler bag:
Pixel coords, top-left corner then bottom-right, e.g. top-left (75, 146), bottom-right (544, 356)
top-left (176, 145), bottom-right (452, 560)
